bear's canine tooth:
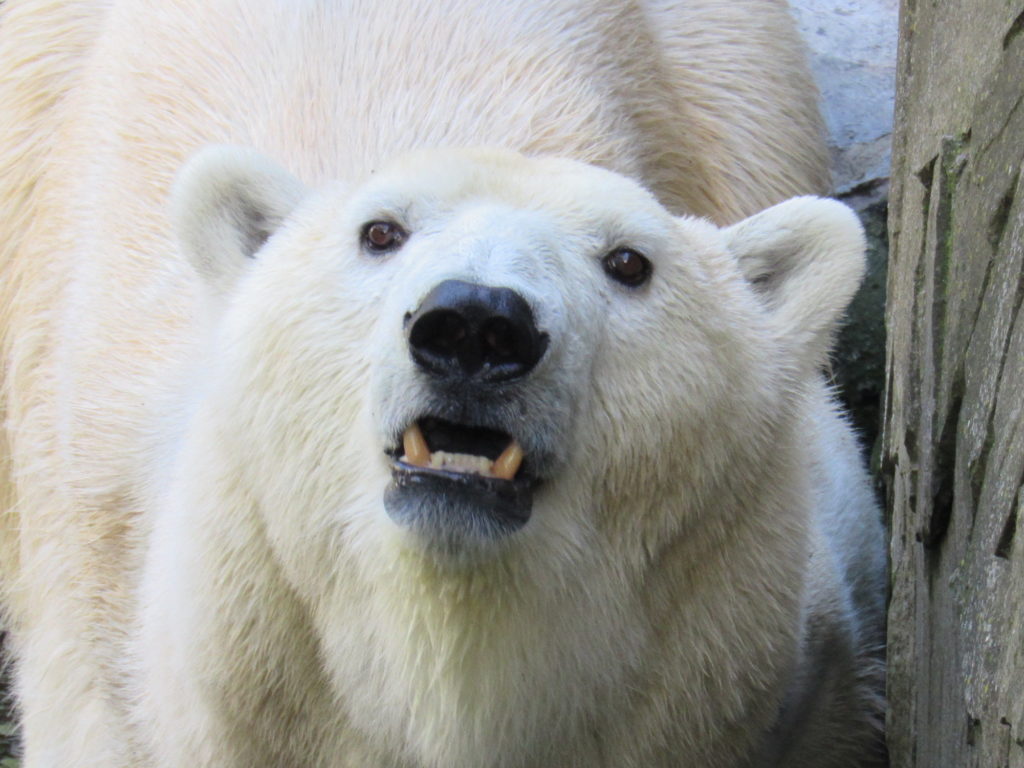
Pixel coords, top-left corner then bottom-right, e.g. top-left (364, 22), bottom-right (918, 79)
top-left (402, 423), bottom-right (430, 467)
top-left (492, 440), bottom-right (524, 481)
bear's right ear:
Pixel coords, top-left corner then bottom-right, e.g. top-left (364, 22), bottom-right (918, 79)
top-left (171, 145), bottom-right (306, 295)
top-left (723, 196), bottom-right (866, 374)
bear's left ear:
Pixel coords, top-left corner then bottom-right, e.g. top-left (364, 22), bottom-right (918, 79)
top-left (171, 145), bottom-right (307, 295)
top-left (723, 196), bottom-right (866, 373)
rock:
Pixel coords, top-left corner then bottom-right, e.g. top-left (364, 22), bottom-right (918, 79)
top-left (788, 0), bottom-right (898, 193)
top-left (833, 194), bottom-right (888, 456)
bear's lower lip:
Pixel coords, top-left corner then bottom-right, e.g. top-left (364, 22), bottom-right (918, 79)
top-left (384, 459), bottom-right (535, 540)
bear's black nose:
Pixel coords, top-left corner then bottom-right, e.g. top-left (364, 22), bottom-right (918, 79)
top-left (406, 279), bottom-right (548, 382)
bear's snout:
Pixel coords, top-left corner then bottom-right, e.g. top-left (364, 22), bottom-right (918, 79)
top-left (405, 279), bottom-right (549, 383)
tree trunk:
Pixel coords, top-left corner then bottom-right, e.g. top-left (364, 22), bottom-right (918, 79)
top-left (884, 1), bottom-right (1024, 766)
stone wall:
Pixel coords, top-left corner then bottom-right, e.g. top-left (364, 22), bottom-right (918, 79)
top-left (883, 1), bottom-right (1024, 765)
top-left (789, 0), bottom-right (897, 196)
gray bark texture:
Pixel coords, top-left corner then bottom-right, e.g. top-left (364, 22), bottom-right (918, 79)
top-left (0, 634), bottom-right (16, 765)
top-left (883, 1), bottom-right (1024, 767)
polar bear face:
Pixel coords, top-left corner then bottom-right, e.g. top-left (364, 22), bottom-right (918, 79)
top-left (172, 147), bottom-right (863, 573)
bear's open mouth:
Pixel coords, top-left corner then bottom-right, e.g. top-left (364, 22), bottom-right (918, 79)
top-left (384, 416), bottom-right (535, 541)
top-left (395, 416), bottom-right (526, 481)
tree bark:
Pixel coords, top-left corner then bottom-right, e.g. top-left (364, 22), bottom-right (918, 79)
top-left (884, 1), bottom-right (1024, 766)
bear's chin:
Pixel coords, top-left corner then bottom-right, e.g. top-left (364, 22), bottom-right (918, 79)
top-left (384, 460), bottom-right (535, 550)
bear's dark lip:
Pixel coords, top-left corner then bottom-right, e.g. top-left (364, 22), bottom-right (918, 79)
top-left (383, 457), bottom-right (537, 539)
top-left (385, 456), bottom-right (538, 491)
top-left (383, 450), bottom-right (538, 492)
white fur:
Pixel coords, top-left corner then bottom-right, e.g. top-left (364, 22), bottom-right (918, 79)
top-left (0, 1), bottom-right (883, 766)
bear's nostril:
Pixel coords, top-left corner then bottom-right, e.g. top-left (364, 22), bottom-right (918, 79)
top-left (482, 318), bottom-right (516, 359)
top-left (410, 310), bottom-right (470, 358)
top-left (406, 279), bottom-right (546, 382)
top-left (446, 316), bottom-right (468, 345)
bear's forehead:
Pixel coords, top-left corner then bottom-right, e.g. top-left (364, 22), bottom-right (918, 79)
top-left (353, 148), bottom-right (674, 239)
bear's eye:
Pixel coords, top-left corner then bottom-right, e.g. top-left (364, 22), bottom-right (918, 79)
top-left (602, 247), bottom-right (652, 287)
top-left (361, 220), bottom-right (407, 254)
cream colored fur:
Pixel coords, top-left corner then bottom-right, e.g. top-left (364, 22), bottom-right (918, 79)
top-left (0, 1), bottom-right (884, 766)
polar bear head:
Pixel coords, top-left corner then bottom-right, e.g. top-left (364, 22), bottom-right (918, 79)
top-left (171, 146), bottom-right (864, 572)
top-left (164, 146), bottom-right (866, 764)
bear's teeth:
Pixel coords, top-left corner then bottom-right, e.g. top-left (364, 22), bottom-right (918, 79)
top-left (429, 451), bottom-right (494, 476)
top-left (399, 425), bottom-right (524, 480)
top-left (402, 423), bottom-right (430, 467)
top-left (491, 440), bottom-right (523, 480)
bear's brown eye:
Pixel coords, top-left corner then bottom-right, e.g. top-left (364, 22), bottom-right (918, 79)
top-left (602, 247), bottom-right (652, 287)
top-left (361, 220), bottom-right (407, 253)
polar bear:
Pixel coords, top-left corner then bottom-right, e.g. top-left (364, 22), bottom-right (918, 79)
top-left (0, 0), bottom-right (884, 766)
top-left (134, 147), bottom-right (885, 767)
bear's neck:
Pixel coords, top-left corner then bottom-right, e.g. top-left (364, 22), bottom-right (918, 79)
top-left (312, 489), bottom-right (807, 768)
